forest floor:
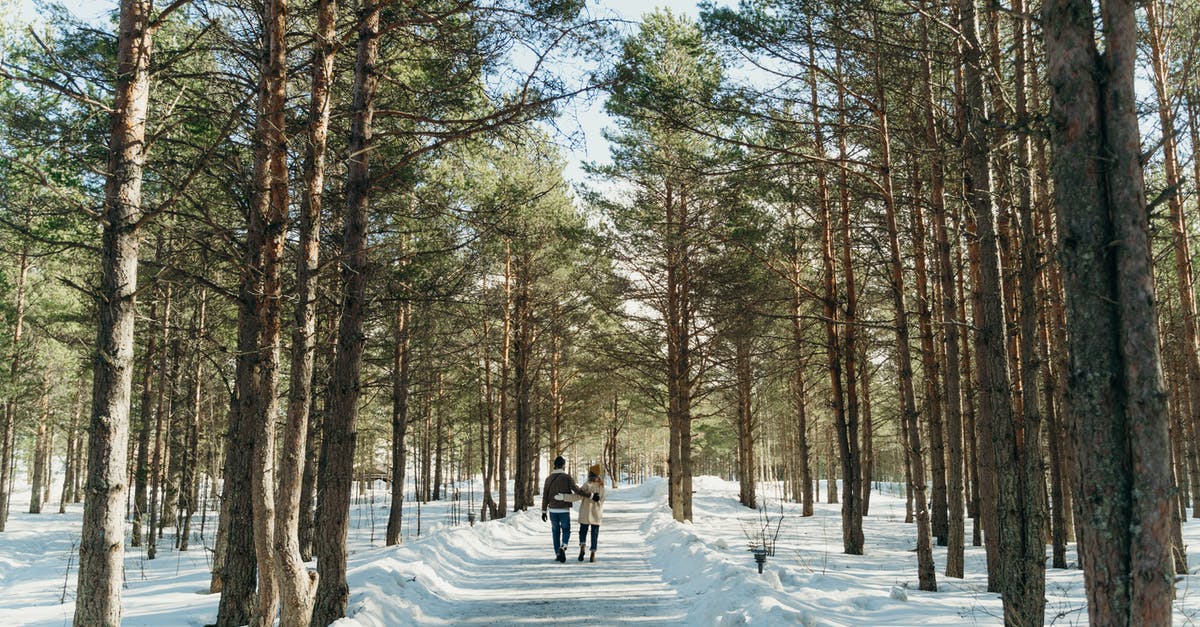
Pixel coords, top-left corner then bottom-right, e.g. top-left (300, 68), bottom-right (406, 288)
top-left (2, 472), bottom-right (1200, 626)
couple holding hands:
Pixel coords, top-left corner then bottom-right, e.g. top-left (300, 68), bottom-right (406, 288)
top-left (540, 456), bottom-right (607, 563)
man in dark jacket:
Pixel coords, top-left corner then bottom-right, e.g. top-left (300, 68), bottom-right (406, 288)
top-left (541, 455), bottom-right (592, 562)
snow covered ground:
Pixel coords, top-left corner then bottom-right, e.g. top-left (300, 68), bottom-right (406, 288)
top-left (2, 472), bottom-right (1199, 626)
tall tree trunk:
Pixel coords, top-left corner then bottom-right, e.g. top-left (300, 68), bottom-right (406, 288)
top-left (131, 296), bottom-right (158, 547)
top-left (1043, 0), bottom-right (1176, 622)
top-left (498, 242), bottom-right (512, 518)
top-left (666, 185), bottom-right (695, 523)
top-left (1147, 0), bottom-right (1200, 529)
top-left (479, 300), bottom-right (498, 521)
top-left (857, 343), bottom-right (874, 516)
top-left (922, 0), bottom-right (965, 573)
top-left (872, 28), bottom-right (934, 588)
top-left (787, 191), bottom-right (814, 516)
top-left (61, 382), bottom-right (84, 514)
top-left (433, 374), bottom-right (445, 501)
top-left (217, 0), bottom-right (289, 621)
top-left (73, 0), bottom-right (153, 621)
top-left (313, 2), bottom-right (379, 621)
top-left (28, 374), bottom-right (49, 514)
top-left (387, 300), bottom-right (411, 545)
top-left (1009, 0), bottom-right (1051, 612)
top-left (811, 31), bottom-right (849, 543)
top-left (0, 242), bottom-right (29, 531)
top-left (735, 334), bottom-right (755, 508)
top-left (831, 45), bottom-right (863, 551)
top-left (179, 289), bottom-right (206, 552)
top-left (910, 173), bottom-right (947, 545)
top-left (960, 0), bottom-right (1024, 606)
top-left (512, 259), bottom-right (535, 511)
top-left (277, 0), bottom-right (335, 619)
top-left (161, 335), bottom-right (184, 533)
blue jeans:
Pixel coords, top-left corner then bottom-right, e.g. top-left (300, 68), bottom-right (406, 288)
top-left (579, 524), bottom-right (599, 551)
top-left (549, 511), bottom-right (571, 552)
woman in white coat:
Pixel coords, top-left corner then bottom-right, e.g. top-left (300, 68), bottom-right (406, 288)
top-left (558, 464), bottom-right (606, 562)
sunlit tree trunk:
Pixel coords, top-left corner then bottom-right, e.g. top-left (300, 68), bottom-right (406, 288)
top-left (313, 2), bottom-right (380, 621)
top-left (73, 0), bottom-right (153, 621)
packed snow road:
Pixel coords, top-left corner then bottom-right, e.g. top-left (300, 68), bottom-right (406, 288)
top-left (3, 476), bottom-right (1200, 625)
top-left (336, 483), bottom-right (688, 626)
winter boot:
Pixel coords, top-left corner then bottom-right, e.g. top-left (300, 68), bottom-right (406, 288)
top-left (589, 550), bottom-right (596, 563)
top-left (556, 548), bottom-right (566, 563)
top-left (578, 545), bottom-right (586, 561)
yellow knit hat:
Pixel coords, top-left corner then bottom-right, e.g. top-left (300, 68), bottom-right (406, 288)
top-left (588, 464), bottom-right (603, 477)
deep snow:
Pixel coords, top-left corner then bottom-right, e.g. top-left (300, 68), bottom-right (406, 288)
top-left (1, 472), bottom-right (1199, 626)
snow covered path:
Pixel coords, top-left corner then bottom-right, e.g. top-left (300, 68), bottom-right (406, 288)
top-left (4, 475), bottom-right (1200, 625)
top-left (337, 485), bottom-right (688, 626)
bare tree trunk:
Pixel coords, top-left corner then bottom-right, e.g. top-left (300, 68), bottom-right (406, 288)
top-left (921, 0), bottom-right (964, 573)
top-left (1043, 0), bottom-right (1176, 622)
top-left (131, 295), bottom-right (157, 547)
top-left (313, 2), bottom-right (379, 621)
top-left (479, 302), bottom-right (498, 521)
top-left (28, 374), bottom-right (49, 514)
top-left (0, 243), bottom-right (29, 531)
top-left (1007, 0), bottom-right (1052, 610)
top-left (812, 37), bottom-right (849, 542)
top-left (148, 287), bottom-right (175, 561)
top-left (161, 337), bottom-right (184, 533)
top-left (1147, 0), bottom-right (1200, 531)
top-left (498, 242), bottom-right (512, 518)
top-left (872, 28), bottom-right (933, 587)
top-left (910, 174), bottom-right (947, 545)
top-left (276, 0), bottom-right (334, 619)
top-left (512, 259), bottom-right (535, 511)
top-left (960, 0), bottom-right (1032, 610)
top-left (301, 313), bottom-right (337, 561)
top-left (61, 382), bottom-right (84, 514)
top-left (792, 368), bottom-right (813, 516)
top-left (73, 0), bottom-right (154, 621)
top-left (217, 0), bottom-right (289, 622)
top-left (735, 335), bottom-right (755, 508)
top-left (858, 342), bottom-right (874, 517)
top-left (387, 300), bottom-right (411, 545)
top-left (179, 289), bottom-right (206, 552)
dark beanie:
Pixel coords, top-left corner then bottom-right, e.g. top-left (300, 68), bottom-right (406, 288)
top-left (554, 455), bottom-right (566, 468)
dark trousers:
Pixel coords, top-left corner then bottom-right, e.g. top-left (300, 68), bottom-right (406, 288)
top-left (549, 511), bottom-right (571, 552)
top-left (578, 523), bottom-right (599, 551)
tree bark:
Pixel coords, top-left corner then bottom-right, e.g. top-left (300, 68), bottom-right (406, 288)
top-left (73, 0), bottom-right (152, 621)
top-left (131, 296), bottom-right (157, 547)
top-left (1043, 0), bottom-right (1176, 622)
top-left (512, 257), bottom-right (536, 511)
top-left (178, 289), bottom-right (206, 552)
top-left (217, 0), bottom-right (290, 622)
top-left (387, 300), bottom-right (411, 545)
top-left (921, 0), bottom-right (965, 574)
top-left (735, 334), bottom-right (755, 508)
top-left (276, 0), bottom-right (335, 610)
top-left (1147, 0), bottom-right (1200, 528)
top-left (0, 242), bottom-right (29, 531)
top-left (873, 29), bottom-right (933, 587)
top-left (313, 2), bottom-right (379, 621)
top-left (28, 374), bottom-right (49, 515)
top-left (960, 0), bottom-right (1028, 609)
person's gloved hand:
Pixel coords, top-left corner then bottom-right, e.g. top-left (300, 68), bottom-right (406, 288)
top-left (591, 493), bottom-right (600, 502)
top-left (541, 511), bottom-right (548, 522)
